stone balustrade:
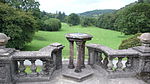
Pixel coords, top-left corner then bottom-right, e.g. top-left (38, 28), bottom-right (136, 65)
top-left (86, 44), bottom-right (140, 78)
top-left (0, 41), bottom-right (64, 84)
top-left (1, 33), bottom-right (150, 84)
top-left (12, 43), bottom-right (64, 83)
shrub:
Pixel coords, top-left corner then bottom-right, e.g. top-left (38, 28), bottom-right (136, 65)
top-left (42, 18), bottom-right (61, 31)
top-left (0, 3), bottom-right (38, 49)
top-left (119, 33), bottom-right (142, 49)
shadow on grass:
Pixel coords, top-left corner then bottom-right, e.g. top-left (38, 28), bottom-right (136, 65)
top-left (34, 36), bottom-right (47, 41)
top-left (21, 45), bottom-right (41, 51)
top-left (117, 35), bottom-right (130, 38)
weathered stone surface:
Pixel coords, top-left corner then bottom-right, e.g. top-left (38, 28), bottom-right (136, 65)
top-left (138, 33), bottom-right (150, 44)
top-left (0, 33), bottom-right (10, 46)
top-left (16, 64), bottom-right (147, 84)
top-left (65, 33), bottom-right (93, 73)
top-left (65, 33), bottom-right (93, 40)
top-left (62, 65), bottom-right (94, 82)
top-left (12, 51), bottom-right (52, 59)
top-left (86, 44), bottom-right (139, 57)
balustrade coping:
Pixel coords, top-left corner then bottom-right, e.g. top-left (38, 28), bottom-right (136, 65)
top-left (12, 51), bottom-right (52, 59)
top-left (86, 44), bottom-right (139, 57)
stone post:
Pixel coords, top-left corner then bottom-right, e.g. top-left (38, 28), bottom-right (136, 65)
top-left (68, 41), bottom-right (75, 69)
top-left (0, 33), bottom-right (15, 84)
top-left (74, 41), bottom-right (83, 73)
top-left (81, 41), bottom-right (86, 68)
top-left (50, 43), bottom-right (64, 69)
top-left (133, 33), bottom-right (150, 73)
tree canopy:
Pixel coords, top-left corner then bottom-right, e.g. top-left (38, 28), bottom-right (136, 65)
top-left (115, 3), bottom-right (150, 35)
top-left (67, 13), bottom-right (80, 26)
top-left (0, 2), bottom-right (38, 49)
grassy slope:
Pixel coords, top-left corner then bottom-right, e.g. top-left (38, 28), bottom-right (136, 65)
top-left (22, 23), bottom-right (130, 59)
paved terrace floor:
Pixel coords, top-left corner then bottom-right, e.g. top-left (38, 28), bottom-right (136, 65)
top-left (17, 63), bottom-right (147, 84)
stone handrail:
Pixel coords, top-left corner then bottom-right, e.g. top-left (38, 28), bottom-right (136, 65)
top-left (86, 44), bottom-right (140, 78)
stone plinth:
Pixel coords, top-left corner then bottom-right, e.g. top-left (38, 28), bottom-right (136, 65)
top-left (62, 65), bottom-right (94, 82)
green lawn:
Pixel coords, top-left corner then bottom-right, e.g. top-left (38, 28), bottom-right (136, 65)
top-left (22, 23), bottom-right (130, 59)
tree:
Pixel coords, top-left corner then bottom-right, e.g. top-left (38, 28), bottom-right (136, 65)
top-left (96, 13), bottom-right (117, 30)
top-left (81, 17), bottom-right (96, 27)
top-left (138, 0), bottom-right (144, 3)
top-left (67, 13), bottom-right (80, 26)
top-left (55, 11), bottom-right (66, 22)
top-left (138, 0), bottom-right (150, 3)
top-left (115, 3), bottom-right (150, 35)
top-left (41, 18), bottom-right (61, 31)
top-left (0, 0), bottom-right (41, 27)
top-left (0, 0), bottom-right (40, 11)
top-left (0, 2), bottom-right (38, 49)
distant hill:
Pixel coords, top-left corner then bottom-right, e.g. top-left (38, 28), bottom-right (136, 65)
top-left (79, 9), bottom-right (116, 17)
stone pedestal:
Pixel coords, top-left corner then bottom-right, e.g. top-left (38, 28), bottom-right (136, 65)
top-left (65, 33), bottom-right (93, 73)
top-left (64, 33), bottom-right (93, 81)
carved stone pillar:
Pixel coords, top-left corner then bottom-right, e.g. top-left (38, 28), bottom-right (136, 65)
top-left (30, 59), bottom-right (37, 76)
top-left (81, 41), bottom-right (86, 68)
top-left (65, 33), bottom-right (93, 73)
top-left (107, 57), bottom-right (114, 72)
top-left (103, 55), bottom-right (109, 69)
top-left (68, 41), bottom-right (75, 69)
top-left (19, 60), bottom-right (26, 76)
top-left (74, 41), bottom-right (83, 73)
top-left (98, 52), bottom-right (103, 65)
top-left (41, 59), bottom-right (49, 76)
top-left (116, 57), bottom-right (123, 71)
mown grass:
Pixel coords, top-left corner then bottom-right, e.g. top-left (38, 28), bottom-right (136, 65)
top-left (22, 23), bottom-right (130, 59)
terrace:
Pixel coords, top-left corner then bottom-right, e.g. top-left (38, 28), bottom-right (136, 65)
top-left (0, 33), bottom-right (149, 84)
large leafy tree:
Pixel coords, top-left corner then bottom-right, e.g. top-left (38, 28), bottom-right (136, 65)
top-left (0, 2), bottom-right (38, 49)
top-left (0, 0), bottom-right (41, 23)
top-left (67, 13), bottom-right (80, 26)
top-left (115, 3), bottom-right (150, 35)
top-left (138, 0), bottom-right (150, 3)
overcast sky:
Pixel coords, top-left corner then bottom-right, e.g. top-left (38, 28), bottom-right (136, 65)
top-left (38, 0), bottom-right (138, 15)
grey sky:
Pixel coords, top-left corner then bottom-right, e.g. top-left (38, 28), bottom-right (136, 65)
top-left (38, 0), bottom-right (138, 15)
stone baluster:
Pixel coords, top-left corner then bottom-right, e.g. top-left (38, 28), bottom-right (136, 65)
top-left (107, 57), bottom-right (114, 72)
top-left (124, 57), bottom-right (132, 71)
top-left (98, 52), bottom-right (103, 65)
top-left (94, 51), bottom-right (98, 64)
top-left (116, 57), bottom-right (123, 72)
top-left (103, 54), bottom-right (109, 69)
top-left (88, 48), bottom-right (95, 65)
top-left (41, 59), bottom-right (49, 76)
top-left (18, 60), bottom-right (26, 76)
top-left (30, 59), bottom-right (37, 76)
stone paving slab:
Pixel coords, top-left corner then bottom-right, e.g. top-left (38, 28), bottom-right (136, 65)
top-left (62, 65), bottom-right (94, 82)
